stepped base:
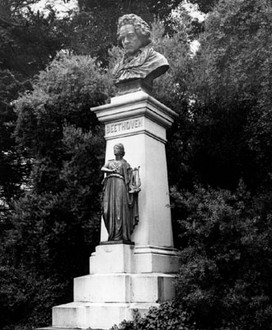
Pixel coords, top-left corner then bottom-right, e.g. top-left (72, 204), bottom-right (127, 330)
top-left (50, 244), bottom-right (178, 329)
top-left (74, 273), bottom-right (175, 303)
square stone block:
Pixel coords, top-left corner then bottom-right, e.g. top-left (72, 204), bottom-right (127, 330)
top-left (74, 274), bottom-right (131, 302)
top-left (131, 274), bottom-right (176, 302)
top-left (89, 243), bottom-right (134, 274)
top-left (53, 302), bottom-right (88, 329)
top-left (134, 245), bottom-right (179, 273)
top-left (53, 302), bottom-right (135, 329)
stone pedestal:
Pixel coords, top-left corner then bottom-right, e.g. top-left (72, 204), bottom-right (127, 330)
top-left (53, 244), bottom-right (178, 329)
top-left (95, 91), bottom-right (177, 247)
top-left (48, 91), bottom-right (178, 330)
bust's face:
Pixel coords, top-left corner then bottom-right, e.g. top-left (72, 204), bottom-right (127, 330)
top-left (119, 24), bottom-right (142, 56)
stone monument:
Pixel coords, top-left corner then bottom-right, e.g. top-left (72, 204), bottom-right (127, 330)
top-left (47, 14), bottom-right (178, 330)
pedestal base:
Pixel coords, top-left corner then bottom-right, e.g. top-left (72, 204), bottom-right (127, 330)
top-left (48, 244), bottom-right (178, 330)
top-left (89, 244), bottom-right (179, 274)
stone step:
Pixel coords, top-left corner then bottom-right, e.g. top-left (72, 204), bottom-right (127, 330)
top-left (37, 328), bottom-right (87, 330)
top-left (52, 301), bottom-right (158, 329)
top-left (38, 327), bottom-right (104, 330)
top-left (73, 273), bottom-right (176, 303)
top-left (89, 243), bottom-right (179, 274)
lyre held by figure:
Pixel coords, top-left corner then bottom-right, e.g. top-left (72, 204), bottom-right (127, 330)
top-left (101, 143), bottom-right (141, 242)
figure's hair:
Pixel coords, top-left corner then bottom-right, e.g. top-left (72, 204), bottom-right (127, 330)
top-left (115, 143), bottom-right (125, 156)
top-left (117, 14), bottom-right (152, 47)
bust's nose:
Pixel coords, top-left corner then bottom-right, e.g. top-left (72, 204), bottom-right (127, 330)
top-left (123, 37), bottom-right (130, 46)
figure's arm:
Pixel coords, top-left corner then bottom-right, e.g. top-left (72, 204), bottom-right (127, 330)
top-left (101, 161), bottom-right (115, 173)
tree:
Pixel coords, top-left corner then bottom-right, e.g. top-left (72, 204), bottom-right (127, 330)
top-left (0, 54), bottom-right (112, 329)
top-left (69, 0), bottom-right (154, 63)
top-left (0, 0), bottom-right (74, 213)
top-left (189, 0), bottom-right (219, 13)
top-left (194, 0), bottom-right (272, 191)
top-left (0, 71), bottom-right (29, 208)
top-left (166, 0), bottom-right (272, 328)
top-left (0, 1), bottom-right (71, 76)
top-left (71, 0), bottom-right (207, 62)
top-left (157, 0), bottom-right (272, 192)
top-left (172, 184), bottom-right (272, 329)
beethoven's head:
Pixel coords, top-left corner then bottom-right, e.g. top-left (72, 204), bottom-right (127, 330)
top-left (117, 14), bottom-right (151, 55)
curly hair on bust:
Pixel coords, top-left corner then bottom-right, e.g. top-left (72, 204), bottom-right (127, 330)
top-left (117, 14), bottom-right (152, 47)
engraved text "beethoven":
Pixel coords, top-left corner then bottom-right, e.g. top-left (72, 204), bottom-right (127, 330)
top-left (106, 118), bottom-right (143, 134)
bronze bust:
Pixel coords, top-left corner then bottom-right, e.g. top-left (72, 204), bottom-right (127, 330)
top-left (112, 14), bottom-right (169, 93)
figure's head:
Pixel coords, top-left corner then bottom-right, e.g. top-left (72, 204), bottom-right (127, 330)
top-left (114, 143), bottom-right (125, 156)
top-left (117, 14), bottom-right (152, 56)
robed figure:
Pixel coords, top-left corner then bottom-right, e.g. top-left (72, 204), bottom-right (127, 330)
top-left (101, 143), bottom-right (140, 242)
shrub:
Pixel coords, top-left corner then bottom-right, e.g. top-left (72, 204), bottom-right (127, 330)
top-left (172, 183), bottom-right (272, 329)
top-left (111, 301), bottom-right (198, 330)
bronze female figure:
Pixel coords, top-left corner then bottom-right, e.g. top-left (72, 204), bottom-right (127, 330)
top-left (101, 143), bottom-right (140, 242)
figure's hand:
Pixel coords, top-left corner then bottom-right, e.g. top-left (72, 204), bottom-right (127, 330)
top-left (111, 165), bottom-right (119, 172)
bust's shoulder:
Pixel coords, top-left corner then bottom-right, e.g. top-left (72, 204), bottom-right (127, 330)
top-left (112, 45), bottom-right (169, 84)
top-left (147, 48), bottom-right (168, 66)
top-left (141, 46), bottom-right (169, 78)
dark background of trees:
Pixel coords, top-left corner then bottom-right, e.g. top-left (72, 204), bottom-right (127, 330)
top-left (1, 0), bottom-right (272, 329)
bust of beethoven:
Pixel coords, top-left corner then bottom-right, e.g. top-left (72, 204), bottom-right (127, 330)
top-left (112, 14), bottom-right (169, 93)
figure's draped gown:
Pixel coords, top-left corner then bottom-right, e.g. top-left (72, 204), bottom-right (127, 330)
top-left (102, 159), bottom-right (139, 241)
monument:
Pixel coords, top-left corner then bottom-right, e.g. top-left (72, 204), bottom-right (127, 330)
top-left (47, 14), bottom-right (179, 330)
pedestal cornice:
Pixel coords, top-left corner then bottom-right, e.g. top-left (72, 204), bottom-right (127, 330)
top-left (91, 91), bottom-right (178, 129)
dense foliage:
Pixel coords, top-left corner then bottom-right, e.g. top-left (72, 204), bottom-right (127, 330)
top-left (0, 0), bottom-right (73, 213)
top-left (173, 184), bottom-right (272, 329)
top-left (166, 0), bottom-right (272, 329)
top-left (111, 301), bottom-right (197, 330)
top-left (157, 0), bottom-right (272, 193)
top-left (0, 54), bottom-right (112, 329)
